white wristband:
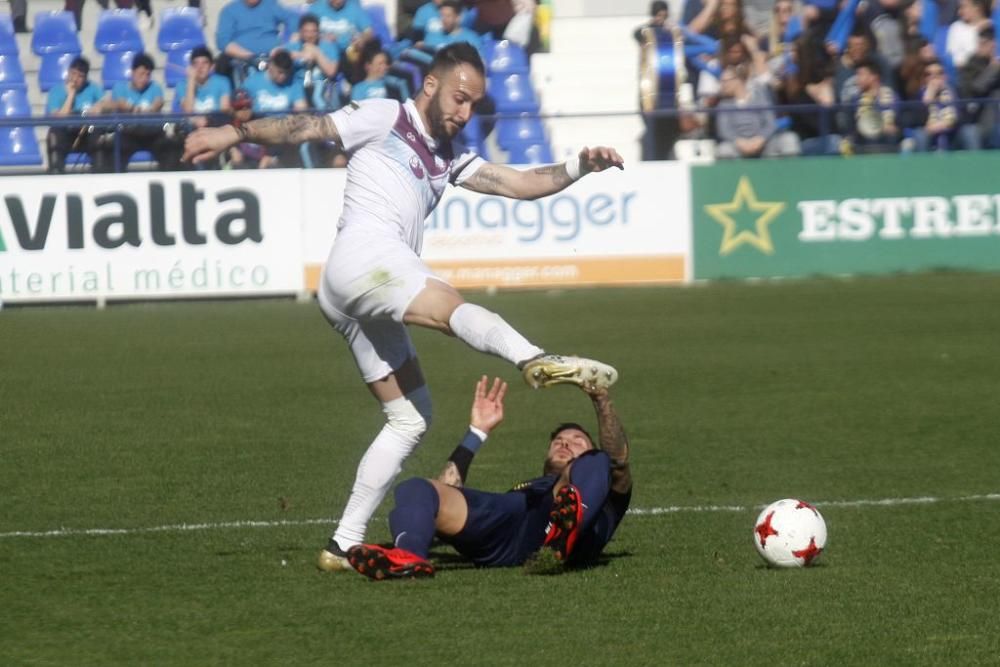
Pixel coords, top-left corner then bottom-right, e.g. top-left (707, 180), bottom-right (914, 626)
top-left (564, 156), bottom-right (582, 181)
top-left (468, 425), bottom-right (488, 441)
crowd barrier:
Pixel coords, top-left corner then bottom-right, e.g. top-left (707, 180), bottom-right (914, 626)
top-left (1, 151), bottom-right (998, 305)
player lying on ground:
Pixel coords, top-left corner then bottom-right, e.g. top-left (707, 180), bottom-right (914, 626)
top-left (182, 43), bottom-right (626, 572)
top-left (347, 374), bottom-right (632, 579)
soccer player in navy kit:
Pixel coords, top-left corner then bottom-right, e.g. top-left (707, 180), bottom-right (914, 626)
top-left (348, 373), bottom-right (632, 579)
top-left (183, 43), bottom-right (625, 572)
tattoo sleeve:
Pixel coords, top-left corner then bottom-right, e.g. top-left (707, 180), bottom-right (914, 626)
top-left (529, 164), bottom-right (573, 189)
top-left (592, 392), bottom-right (632, 494)
top-left (241, 113), bottom-right (339, 145)
top-left (466, 164), bottom-right (507, 194)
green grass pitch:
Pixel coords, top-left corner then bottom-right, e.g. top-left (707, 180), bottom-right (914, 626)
top-left (2, 273), bottom-right (999, 665)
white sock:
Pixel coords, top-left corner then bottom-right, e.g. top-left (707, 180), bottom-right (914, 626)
top-left (333, 389), bottom-right (430, 549)
top-left (448, 303), bottom-right (544, 366)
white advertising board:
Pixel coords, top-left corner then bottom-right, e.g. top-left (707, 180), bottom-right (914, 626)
top-left (0, 171), bottom-right (304, 303)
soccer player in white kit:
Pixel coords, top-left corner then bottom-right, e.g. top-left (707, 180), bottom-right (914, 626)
top-left (183, 43), bottom-right (625, 571)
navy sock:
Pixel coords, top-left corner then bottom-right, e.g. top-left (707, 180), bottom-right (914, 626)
top-left (388, 478), bottom-right (440, 559)
top-left (568, 451), bottom-right (612, 530)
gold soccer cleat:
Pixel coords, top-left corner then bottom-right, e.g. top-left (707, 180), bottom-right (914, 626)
top-left (316, 546), bottom-right (351, 572)
top-left (521, 354), bottom-right (619, 390)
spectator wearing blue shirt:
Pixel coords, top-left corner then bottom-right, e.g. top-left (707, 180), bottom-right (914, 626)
top-left (216, 0), bottom-right (298, 83)
top-left (408, 0), bottom-right (445, 43)
top-left (175, 46), bottom-right (234, 127)
top-left (108, 54), bottom-right (184, 171)
top-left (311, 0), bottom-right (375, 81)
top-left (424, 1), bottom-right (483, 55)
top-left (350, 49), bottom-right (390, 101)
top-left (286, 14), bottom-right (341, 108)
top-left (243, 49), bottom-right (307, 166)
top-left (45, 56), bottom-right (110, 173)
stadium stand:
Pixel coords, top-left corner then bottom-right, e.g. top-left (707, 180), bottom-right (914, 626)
top-left (0, 88), bottom-right (43, 166)
top-left (158, 7), bottom-right (206, 87)
top-left (32, 11), bottom-right (83, 92)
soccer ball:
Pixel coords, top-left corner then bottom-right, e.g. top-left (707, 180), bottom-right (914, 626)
top-left (753, 499), bottom-right (827, 568)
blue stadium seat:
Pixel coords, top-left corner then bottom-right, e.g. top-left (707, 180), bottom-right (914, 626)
top-left (459, 113), bottom-right (489, 160)
top-left (0, 89), bottom-right (42, 166)
top-left (489, 73), bottom-right (539, 113)
top-left (0, 53), bottom-right (27, 89)
top-left (495, 114), bottom-right (544, 149)
top-left (1, 87), bottom-right (32, 116)
top-left (485, 39), bottom-right (528, 75)
top-left (39, 52), bottom-right (78, 91)
top-left (95, 9), bottom-right (144, 53)
top-left (102, 50), bottom-right (138, 89)
top-left (506, 141), bottom-right (553, 165)
top-left (0, 14), bottom-right (18, 54)
top-left (164, 48), bottom-right (192, 87)
top-left (157, 7), bottom-right (204, 52)
top-left (0, 127), bottom-right (43, 166)
top-left (31, 11), bottom-right (80, 54)
top-left (389, 61), bottom-right (423, 98)
top-left (366, 4), bottom-right (394, 46)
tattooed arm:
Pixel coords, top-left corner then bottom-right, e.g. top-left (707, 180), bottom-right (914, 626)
top-left (182, 113), bottom-right (340, 164)
top-left (588, 388), bottom-right (632, 495)
top-left (461, 146), bottom-right (625, 200)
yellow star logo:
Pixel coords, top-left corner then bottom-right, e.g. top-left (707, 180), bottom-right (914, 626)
top-left (704, 176), bottom-right (786, 255)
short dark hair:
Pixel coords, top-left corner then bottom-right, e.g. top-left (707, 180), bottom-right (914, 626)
top-left (855, 56), bottom-right (879, 76)
top-left (363, 46), bottom-right (388, 66)
top-left (270, 49), bottom-right (294, 73)
top-left (190, 45), bottom-right (214, 64)
top-left (650, 0), bottom-right (669, 15)
top-left (980, 26), bottom-right (996, 41)
top-left (549, 423), bottom-right (596, 448)
top-left (69, 56), bottom-right (90, 75)
top-left (429, 42), bottom-right (485, 78)
top-left (440, 0), bottom-right (463, 12)
top-left (132, 52), bottom-right (155, 72)
top-left (299, 13), bottom-right (319, 29)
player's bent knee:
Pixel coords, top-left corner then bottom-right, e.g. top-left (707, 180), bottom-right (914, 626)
top-left (393, 477), bottom-right (440, 512)
top-left (382, 386), bottom-right (433, 442)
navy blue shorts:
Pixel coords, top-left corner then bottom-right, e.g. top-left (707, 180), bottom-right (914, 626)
top-left (443, 487), bottom-right (552, 567)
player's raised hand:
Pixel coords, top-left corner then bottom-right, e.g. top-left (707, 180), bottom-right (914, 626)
top-left (579, 146), bottom-right (625, 174)
top-left (183, 125), bottom-right (240, 164)
top-left (470, 375), bottom-right (507, 435)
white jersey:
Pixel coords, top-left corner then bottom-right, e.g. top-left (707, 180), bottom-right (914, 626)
top-left (327, 98), bottom-right (485, 254)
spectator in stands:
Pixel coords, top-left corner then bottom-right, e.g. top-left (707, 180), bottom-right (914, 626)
top-left (784, 29), bottom-right (842, 155)
top-left (835, 29), bottom-right (895, 105)
top-left (845, 57), bottom-right (900, 153)
top-left (899, 35), bottom-right (939, 101)
top-left (408, 0), bottom-right (446, 44)
top-left (65, 0), bottom-right (155, 33)
top-left (947, 0), bottom-right (992, 69)
top-left (215, 0), bottom-right (297, 83)
top-left (425, 0), bottom-right (483, 53)
top-left (910, 58), bottom-right (961, 150)
top-left (633, 0), bottom-right (671, 44)
top-left (312, 0), bottom-right (375, 82)
top-left (174, 46), bottom-right (233, 126)
top-left (467, 0), bottom-right (515, 40)
top-left (760, 0), bottom-right (801, 62)
top-left (45, 56), bottom-right (110, 173)
top-left (958, 26), bottom-right (1000, 148)
top-left (105, 52), bottom-right (183, 171)
top-left (714, 62), bottom-right (801, 157)
top-left (350, 47), bottom-right (390, 100)
top-left (242, 49), bottom-right (306, 167)
top-left (859, 0), bottom-right (908, 72)
top-left (11, 0), bottom-right (28, 33)
top-left (684, 0), bottom-right (754, 40)
top-left (286, 14), bottom-right (341, 109)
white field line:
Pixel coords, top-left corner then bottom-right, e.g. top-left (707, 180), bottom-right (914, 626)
top-left (1, 492), bottom-right (998, 540)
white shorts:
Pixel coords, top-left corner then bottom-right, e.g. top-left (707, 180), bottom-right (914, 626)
top-left (317, 230), bottom-right (446, 383)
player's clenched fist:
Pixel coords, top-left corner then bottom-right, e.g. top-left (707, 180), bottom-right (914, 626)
top-left (182, 126), bottom-right (240, 164)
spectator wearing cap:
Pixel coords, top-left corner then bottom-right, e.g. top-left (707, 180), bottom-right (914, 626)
top-left (958, 26), bottom-right (1000, 148)
top-left (286, 14), bottom-right (341, 109)
top-left (425, 0), bottom-right (484, 54)
top-left (174, 46), bottom-right (233, 127)
top-left (106, 53), bottom-right (183, 171)
top-left (45, 56), bottom-right (110, 173)
top-left (216, 0), bottom-right (298, 83)
top-left (242, 49), bottom-right (307, 167)
top-left (350, 48), bottom-right (390, 101)
top-left (714, 62), bottom-right (801, 158)
top-left (845, 57), bottom-right (899, 153)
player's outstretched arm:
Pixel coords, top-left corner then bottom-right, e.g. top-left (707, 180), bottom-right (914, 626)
top-left (460, 146), bottom-right (624, 200)
top-left (437, 376), bottom-right (508, 487)
top-left (586, 386), bottom-right (632, 495)
top-left (182, 114), bottom-right (341, 164)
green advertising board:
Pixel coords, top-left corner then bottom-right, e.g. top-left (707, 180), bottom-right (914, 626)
top-left (692, 153), bottom-right (1000, 279)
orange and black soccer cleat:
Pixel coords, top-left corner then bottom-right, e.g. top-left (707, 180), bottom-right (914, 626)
top-left (347, 544), bottom-right (435, 581)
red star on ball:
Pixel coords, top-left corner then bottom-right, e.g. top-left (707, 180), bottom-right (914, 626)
top-left (792, 537), bottom-right (822, 565)
top-left (755, 511), bottom-right (778, 547)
